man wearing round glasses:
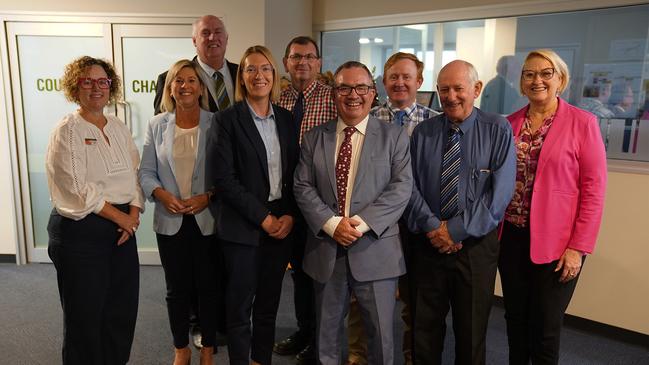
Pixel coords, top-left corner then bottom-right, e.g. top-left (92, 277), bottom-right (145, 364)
top-left (274, 36), bottom-right (337, 365)
top-left (294, 61), bottom-right (412, 365)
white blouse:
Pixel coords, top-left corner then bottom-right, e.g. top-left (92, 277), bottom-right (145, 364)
top-left (173, 125), bottom-right (198, 200)
top-left (45, 111), bottom-right (144, 220)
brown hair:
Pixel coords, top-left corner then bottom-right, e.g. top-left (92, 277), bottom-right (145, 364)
top-left (61, 56), bottom-right (121, 104)
top-left (383, 52), bottom-right (424, 81)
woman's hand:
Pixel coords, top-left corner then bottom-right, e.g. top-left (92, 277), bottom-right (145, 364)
top-left (555, 248), bottom-right (583, 283)
top-left (181, 193), bottom-right (210, 215)
top-left (117, 206), bottom-right (141, 245)
top-left (153, 187), bottom-right (190, 215)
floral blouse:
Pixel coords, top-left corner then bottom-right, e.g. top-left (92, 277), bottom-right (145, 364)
top-left (505, 113), bottom-right (555, 227)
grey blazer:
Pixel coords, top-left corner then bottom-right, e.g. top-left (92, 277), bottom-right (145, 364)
top-left (293, 117), bottom-right (413, 283)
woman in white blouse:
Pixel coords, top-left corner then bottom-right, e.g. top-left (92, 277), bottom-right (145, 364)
top-left (46, 56), bottom-right (143, 365)
top-left (139, 59), bottom-right (217, 365)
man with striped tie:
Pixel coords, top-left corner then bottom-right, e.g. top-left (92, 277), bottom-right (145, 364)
top-left (154, 15), bottom-right (238, 114)
top-left (404, 60), bottom-right (516, 365)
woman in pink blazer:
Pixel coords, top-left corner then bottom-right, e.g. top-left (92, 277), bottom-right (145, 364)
top-left (499, 49), bottom-right (607, 365)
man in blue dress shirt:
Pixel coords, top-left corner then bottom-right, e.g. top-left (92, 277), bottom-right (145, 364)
top-left (405, 60), bottom-right (516, 365)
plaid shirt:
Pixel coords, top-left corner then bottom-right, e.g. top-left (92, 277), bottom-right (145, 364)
top-left (279, 80), bottom-right (337, 142)
top-left (370, 101), bottom-right (439, 136)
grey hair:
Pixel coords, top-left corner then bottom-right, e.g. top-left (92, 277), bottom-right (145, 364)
top-left (192, 15), bottom-right (227, 37)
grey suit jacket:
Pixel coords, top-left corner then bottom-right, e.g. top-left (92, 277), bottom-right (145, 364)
top-left (294, 117), bottom-right (413, 283)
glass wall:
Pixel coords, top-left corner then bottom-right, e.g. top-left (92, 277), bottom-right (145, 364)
top-left (321, 4), bottom-right (649, 163)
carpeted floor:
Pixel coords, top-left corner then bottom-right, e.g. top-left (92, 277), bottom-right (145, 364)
top-left (0, 263), bottom-right (646, 364)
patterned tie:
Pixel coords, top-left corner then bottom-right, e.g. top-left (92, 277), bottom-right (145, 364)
top-left (293, 92), bottom-right (304, 128)
top-left (335, 126), bottom-right (356, 216)
top-left (440, 124), bottom-right (461, 220)
top-left (394, 110), bottom-right (407, 126)
top-left (213, 71), bottom-right (230, 111)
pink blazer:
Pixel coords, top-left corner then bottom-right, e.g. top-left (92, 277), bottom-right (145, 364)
top-left (508, 98), bottom-right (607, 264)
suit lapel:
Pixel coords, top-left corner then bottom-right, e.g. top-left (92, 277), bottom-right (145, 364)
top-left (192, 109), bottom-right (209, 180)
top-left (536, 98), bottom-right (568, 176)
top-left (164, 113), bottom-right (178, 179)
top-left (323, 122), bottom-right (337, 194)
top-left (351, 118), bottom-right (377, 195)
top-left (238, 103), bottom-right (270, 183)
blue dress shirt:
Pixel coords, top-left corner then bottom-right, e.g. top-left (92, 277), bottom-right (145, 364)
top-left (405, 107), bottom-right (516, 242)
top-left (247, 101), bottom-right (283, 201)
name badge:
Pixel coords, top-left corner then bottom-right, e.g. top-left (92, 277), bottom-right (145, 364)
top-left (84, 138), bottom-right (97, 145)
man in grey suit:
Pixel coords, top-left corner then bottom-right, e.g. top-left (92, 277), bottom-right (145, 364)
top-left (294, 61), bottom-right (413, 365)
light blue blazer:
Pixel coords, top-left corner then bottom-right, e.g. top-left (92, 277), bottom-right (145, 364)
top-left (139, 109), bottom-right (216, 236)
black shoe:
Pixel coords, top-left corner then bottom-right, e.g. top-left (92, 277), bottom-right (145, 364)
top-left (296, 344), bottom-right (316, 365)
top-left (273, 331), bottom-right (308, 355)
top-left (190, 325), bottom-right (203, 349)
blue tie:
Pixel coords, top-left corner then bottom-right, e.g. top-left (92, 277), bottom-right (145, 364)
top-left (394, 110), bottom-right (407, 126)
top-left (440, 124), bottom-right (461, 220)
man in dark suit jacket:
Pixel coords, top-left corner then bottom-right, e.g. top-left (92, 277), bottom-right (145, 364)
top-left (294, 61), bottom-right (412, 365)
top-left (153, 15), bottom-right (238, 114)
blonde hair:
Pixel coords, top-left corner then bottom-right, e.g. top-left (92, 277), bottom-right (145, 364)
top-left (520, 49), bottom-right (570, 94)
top-left (383, 52), bottom-right (424, 81)
top-left (61, 56), bottom-right (121, 105)
top-left (161, 59), bottom-right (208, 113)
top-left (235, 45), bottom-right (281, 103)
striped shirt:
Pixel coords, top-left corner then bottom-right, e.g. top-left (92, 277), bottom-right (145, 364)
top-left (279, 80), bottom-right (337, 142)
top-left (371, 101), bottom-right (439, 136)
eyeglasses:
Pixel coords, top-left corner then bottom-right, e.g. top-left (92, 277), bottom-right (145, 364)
top-left (521, 68), bottom-right (556, 81)
top-left (78, 77), bottom-right (112, 89)
top-left (334, 84), bottom-right (374, 96)
top-left (244, 65), bottom-right (274, 75)
top-left (288, 53), bottom-right (319, 63)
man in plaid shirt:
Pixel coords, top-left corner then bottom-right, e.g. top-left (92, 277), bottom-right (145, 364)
top-left (346, 52), bottom-right (438, 365)
top-left (273, 36), bottom-right (336, 365)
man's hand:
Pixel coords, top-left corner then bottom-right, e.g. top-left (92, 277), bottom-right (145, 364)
top-left (261, 214), bottom-right (281, 235)
top-left (426, 221), bottom-right (462, 254)
top-left (333, 217), bottom-right (363, 246)
top-left (269, 215), bottom-right (294, 240)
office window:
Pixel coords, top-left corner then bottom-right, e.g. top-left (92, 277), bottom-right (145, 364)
top-left (321, 4), bottom-right (649, 163)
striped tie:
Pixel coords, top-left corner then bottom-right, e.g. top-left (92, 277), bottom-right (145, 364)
top-left (440, 124), bottom-right (461, 220)
top-left (213, 71), bottom-right (230, 111)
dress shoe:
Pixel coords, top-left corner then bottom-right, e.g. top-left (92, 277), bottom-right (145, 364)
top-left (190, 324), bottom-right (203, 349)
top-left (273, 331), bottom-right (308, 355)
top-left (296, 344), bottom-right (316, 365)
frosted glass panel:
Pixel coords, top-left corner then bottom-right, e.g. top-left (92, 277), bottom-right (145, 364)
top-left (18, 35), bottom-right (106, 248)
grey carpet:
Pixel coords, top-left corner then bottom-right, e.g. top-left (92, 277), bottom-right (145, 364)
top-left (0, 263), bottom-right (646, 364)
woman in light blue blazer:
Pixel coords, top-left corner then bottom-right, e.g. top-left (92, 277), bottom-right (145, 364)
top-left (139, 59), bottom-right (217, 365)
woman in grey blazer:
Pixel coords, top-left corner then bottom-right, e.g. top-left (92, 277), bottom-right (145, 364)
top-left (139, 59), bottom-right (217, 365)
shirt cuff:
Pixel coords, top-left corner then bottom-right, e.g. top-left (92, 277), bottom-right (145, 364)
top-left (93, 200), bottom-right (106, 214)
top-left (322, 216), bottom-right (343, 238)
top-left (351, 215), bottom-right (370, 234)
top-left (446, 215), bottom-right (469, 242)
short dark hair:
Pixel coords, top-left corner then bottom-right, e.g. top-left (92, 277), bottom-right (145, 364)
top-left (284, 36), bottom-right (320, 58)
top-left (333, 61), bottom-right (375, 87)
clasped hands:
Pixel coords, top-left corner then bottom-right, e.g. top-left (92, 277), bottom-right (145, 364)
top-left (333, 217), bottom-right (362, 246)
top-left (427, 221), bottom-right (463, 254)
top-left (155, 188), bottom-right (209, 216)
top-left (261, 214), bottom-right (294, 239)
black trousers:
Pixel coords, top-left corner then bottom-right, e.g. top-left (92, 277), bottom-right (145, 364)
top-left (156, 215), bottom-right (218, 348)
top-left (289, 221), bottom-right (316, 338)
top-left (498, 221), bottom-right (583, 365)
top-left (47, 206), bottom-right (139, 365)
top-left (221, 200), bottom-right (293, 365)
top-left (413, 229), bottom-right (499, 365)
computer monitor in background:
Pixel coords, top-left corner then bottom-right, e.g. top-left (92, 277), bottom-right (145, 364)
top-left (416, 91), bottom-right (443, 112)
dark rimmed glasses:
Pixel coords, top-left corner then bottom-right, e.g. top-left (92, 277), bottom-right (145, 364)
top-left (287, 53), bottom-right (319, 63)
top-left (334, 84), bottom-right (374, 96)
top-left (78, 77), bottom-right (112, 89)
